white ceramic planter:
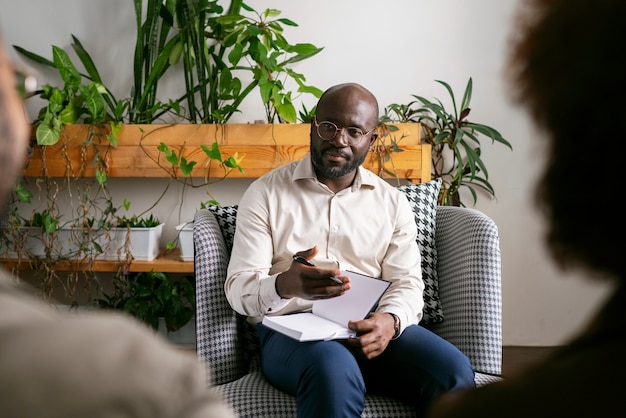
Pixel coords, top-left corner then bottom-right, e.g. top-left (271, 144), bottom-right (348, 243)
top-left (3, 224), bottom-right (164, 261)
top-left (112, 224), bottom-right (164, 261)
top-left (158, 316), bottom-right (196, 347)
top-left (1, 226), bottom-right (46, 257)
top-left (176, 222), bottom-right (194, 262)
top-left (57, 224), bottom-right (164, 261)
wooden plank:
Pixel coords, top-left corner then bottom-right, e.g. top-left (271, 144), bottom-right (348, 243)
top-left (22, 123), bottom-right (429, 182)
top-left (1, 249), bottom-right (193, 273)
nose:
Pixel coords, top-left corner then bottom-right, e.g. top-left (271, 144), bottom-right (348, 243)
top-left (329, 127), bottom-right (349, 147)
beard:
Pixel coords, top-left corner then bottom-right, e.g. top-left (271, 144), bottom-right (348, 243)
top-left (310, 144), bottom-right (368, 179)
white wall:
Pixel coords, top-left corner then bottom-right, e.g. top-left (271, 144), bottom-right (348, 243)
top-left (0, 0), bottom-right (613, 346)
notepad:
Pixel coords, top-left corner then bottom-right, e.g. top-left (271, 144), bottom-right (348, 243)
top-left (261, 270), bottom-right (390, 342)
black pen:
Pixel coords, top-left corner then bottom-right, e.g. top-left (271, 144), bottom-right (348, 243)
top-left (292, 255), bottom-right (343, 284)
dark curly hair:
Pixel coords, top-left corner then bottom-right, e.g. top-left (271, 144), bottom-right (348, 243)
top-left (507, 0), bottom-right (626, 280)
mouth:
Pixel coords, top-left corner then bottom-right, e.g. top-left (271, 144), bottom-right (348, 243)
top-left (323, 149), bottom-right (349, 162)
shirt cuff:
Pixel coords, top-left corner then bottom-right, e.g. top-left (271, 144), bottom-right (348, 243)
top-left (260, 273), bottom-right (292, 313)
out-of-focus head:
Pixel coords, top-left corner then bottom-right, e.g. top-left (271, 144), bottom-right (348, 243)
top-left (508, 0), bottom-right (626, 279)
top-left (0, 35), bottom-right (30, 218)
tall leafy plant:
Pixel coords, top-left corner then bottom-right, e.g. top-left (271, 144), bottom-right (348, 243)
top-left (129, 0), bottom-right (182, 123)
top-left (383, 77), bottom-right (512, 206)
top-left (171, 0), bottom-right (247, 123)
top-left (171, 0), bottom-right (324, 123)
top-left (223, 3), bottom-right (324, 123)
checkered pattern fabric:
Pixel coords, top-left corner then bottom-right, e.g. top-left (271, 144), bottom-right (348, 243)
top-left (193, 204), bottom-right (503, 416)
top-left (425, 206), bottom-right (503, 376)
top-left (207, 204), bottom-right (238, 253)
top-left (397, 179), bottom-right (444, 324)
top-left (211, 370), bottom-right (419, 418)
top-left (193, 210), bottom-right (248, 386)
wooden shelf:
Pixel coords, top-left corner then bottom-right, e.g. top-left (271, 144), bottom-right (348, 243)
top-left (1, 249), bottom-right (193, 274)
top-left (22, 123), bottom-right (430, 183)
top-left (9, 123), bottom-right (428, 274)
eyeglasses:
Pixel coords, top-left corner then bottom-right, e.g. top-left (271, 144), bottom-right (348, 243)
top-left (313, 116), bottom-right (377, 146)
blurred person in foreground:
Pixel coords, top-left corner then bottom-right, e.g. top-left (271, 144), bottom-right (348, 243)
top-left (427, 0), bottom-right (626, 417)
top-left (0, 34), bottom-right (235, 418)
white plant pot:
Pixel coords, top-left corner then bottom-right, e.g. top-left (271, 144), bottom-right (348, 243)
top-left (158, 316), bottom-right (196, 347)
top-left (3, 224), bottom-right (163, 261)
top-left (176, 222), bottom-right (194, 262)
top-left (2, 226), bottom-right (46, 257)
top-left (113, 224), bottom-right (164, 261)
top-left (64, 224), bottom-right (163, 261)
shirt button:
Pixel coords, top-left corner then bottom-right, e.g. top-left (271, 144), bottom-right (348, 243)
top-left (331, 225), bottom-right (339, 232)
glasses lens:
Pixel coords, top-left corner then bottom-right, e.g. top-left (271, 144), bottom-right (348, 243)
top-left (318, 121), bottom-right (338, 140)
top-left (345, 127), bottom-right (364, 141)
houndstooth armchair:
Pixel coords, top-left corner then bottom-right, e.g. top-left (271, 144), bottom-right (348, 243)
top-left (193, 205), bottom-right (502, 417)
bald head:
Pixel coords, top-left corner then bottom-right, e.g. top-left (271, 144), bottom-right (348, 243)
top-left (316, 83), bottom-right (379, 128)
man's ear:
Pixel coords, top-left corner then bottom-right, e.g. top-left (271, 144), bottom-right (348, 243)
top-left (369, 133), bottom-right (378, 148)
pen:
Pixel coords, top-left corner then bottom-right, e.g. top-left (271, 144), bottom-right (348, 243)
top-left (292, 254), bottom-right (315, 266)
top-left (292, 255), bottom-right (343, 284)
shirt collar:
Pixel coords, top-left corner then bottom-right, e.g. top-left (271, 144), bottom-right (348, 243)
top-left (293, 153), bottom-right (377, 191)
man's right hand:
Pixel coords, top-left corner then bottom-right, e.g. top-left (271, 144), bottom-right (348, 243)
top-left (275, 246), bottom-right (350, 300)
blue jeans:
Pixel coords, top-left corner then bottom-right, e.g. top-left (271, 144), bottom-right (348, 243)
top-left (257, 323), bottom-right (475, 418)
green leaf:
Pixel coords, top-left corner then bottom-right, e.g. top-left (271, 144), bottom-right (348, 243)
top-left (224, 156), bottom-right (245, 174)
top-left (96, 168), bottom-right (107, 185)
top-left (81, 83), bottom-right (106, 120)
top-left (35, 114), bottom-right (62, 145)
top-left (158, 142), bottom-right (179, 165)
top-left (179, 157), bottom-right (197, 176)
top-left (201, 142), bottom-right (222, 161)
top-left (52, 46), bottom-right (81, 90)
top-left (275, 100), bottom-right (297, 123)
top-left (460, 77), bottom-right (473, 114)
top-left (13, 45), bottom-right (56, 68)
top-left (275, 17), bottom-right (297, 26)
top-left (14, 182), bottom-right (32, 203)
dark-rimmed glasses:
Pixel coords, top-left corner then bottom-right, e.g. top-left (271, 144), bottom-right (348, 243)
top-left (313, 116), bottom-right (376, 146)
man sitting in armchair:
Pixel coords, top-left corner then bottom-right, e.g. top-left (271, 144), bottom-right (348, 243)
top-left (224, 82), bottom-right (476, 417)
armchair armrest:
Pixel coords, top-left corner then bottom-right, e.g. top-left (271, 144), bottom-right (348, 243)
top-left (194, 209), bottom-right (248, 386)
top-left (427, 206), bottom-right (502, 376)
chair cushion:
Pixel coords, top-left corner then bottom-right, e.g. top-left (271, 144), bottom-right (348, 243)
top-left (213, 370), bottom-right (416, 418)
top-left (397, 179), bottom-right (444, 324)
top-left (208, 177), bottom-right (444, 325)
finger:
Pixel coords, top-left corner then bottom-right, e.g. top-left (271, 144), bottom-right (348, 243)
top-left (297, 246), bottom-right (316, 256)
top-left (294, 246), bottom-right (318, 262)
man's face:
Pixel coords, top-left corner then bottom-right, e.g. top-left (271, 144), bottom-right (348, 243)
top-left (0, 41), bottom-right (30, 218)
top-left (310, 100), bottom-right (377, 181)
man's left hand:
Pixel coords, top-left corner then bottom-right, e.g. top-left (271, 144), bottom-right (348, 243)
top-left (345, 312), bottom-right (396, 360)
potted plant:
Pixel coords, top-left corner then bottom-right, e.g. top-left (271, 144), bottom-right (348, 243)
top-left (111, 213), bottom-right (164, 262)
top-left (175, 222), bottom-right (194, 262)
top-left (96, 270), bottom-right (195, 335)
top-left (382, 77), bottom-right (512, 206)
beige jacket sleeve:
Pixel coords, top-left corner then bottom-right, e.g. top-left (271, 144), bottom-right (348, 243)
top-left (0, 273), bottom-right (235, 418)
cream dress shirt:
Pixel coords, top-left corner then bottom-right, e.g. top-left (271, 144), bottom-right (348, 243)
top-left (225, 154), bottom-right (424, 334)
